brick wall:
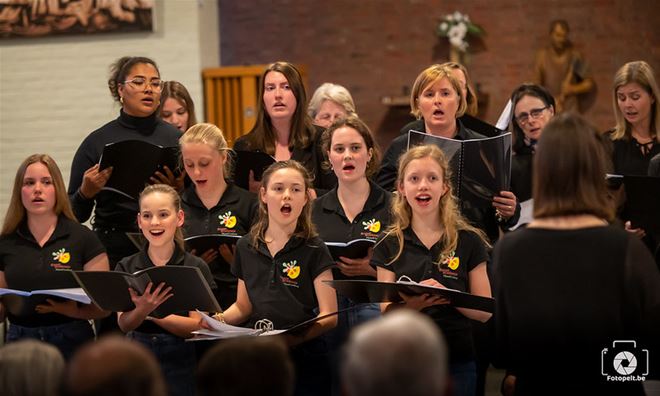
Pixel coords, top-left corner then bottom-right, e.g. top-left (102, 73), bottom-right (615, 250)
top-left (218, 0), bottom-right (660, 150)
top-left (0, 0), bottom-right (219, 223)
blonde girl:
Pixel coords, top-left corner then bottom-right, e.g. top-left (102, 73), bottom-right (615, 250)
top-left (372, 144), bottom-right (492, 396)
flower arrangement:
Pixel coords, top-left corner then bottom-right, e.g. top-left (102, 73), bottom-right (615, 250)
top-left (436, 11), bottom-right (484, 52)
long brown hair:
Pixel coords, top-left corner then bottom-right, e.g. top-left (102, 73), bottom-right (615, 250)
top-left (320, 115), bottom-right (381, 177)
top-left (249, 160), bottom-right (317, 247)
top-left (533, 113), bottom-right (615, 221)
top-left (138, 184), bottom-right (185, 250)
top-left (160, 80), bottom-right (197, 129)
top-left (381, 145), bottom-right (489, 264)
top-left (244, 62), bottom-right (315, 154)
top-left (2, 154), bottom-right (77, 236)
top-left (443, 62), bottom-right (478, 117)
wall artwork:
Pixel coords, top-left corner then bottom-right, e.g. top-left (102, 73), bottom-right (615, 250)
top-left (0, 0), bottom-right (153, 39)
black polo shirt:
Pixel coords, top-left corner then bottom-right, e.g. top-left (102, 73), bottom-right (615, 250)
top-left (232, 235), bottom-right (334, 329)
top-left (372, 228), bottom-right (488, 363)
top-left (115, 245), bottom-right (216, 335)
top-left (181, 183), bottom-right (257, 285)
top-left (312, 181), bottom-right (392, 280)
top-left (0, 216), bottom-right (106, 327)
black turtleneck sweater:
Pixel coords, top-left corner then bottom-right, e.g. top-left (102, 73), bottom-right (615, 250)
top-left (68, 110), bottom-right (181, 229)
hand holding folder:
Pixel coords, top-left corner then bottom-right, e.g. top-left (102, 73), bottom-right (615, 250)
top-left (99, 140), bottom-right (179, 200)
top-left (72, 266), bottom-right (220, 318)
top-left (324, 279), bottom-right (494, 313)
top-left (231, 150), bottom-right (276, 191)
top-left (0, 287), bottom-right (91, 316)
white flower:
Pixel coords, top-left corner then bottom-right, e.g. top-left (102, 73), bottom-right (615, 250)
top-left (457, 22), bottom-right (467, 35)
top-left (453, 11), bottom-right (463, 22)
top-left (440, 22), bottom-right (448, 32)
top-left (448, 25), bottom-right (466, 40)
top-left (447, 14), bottom-right (453, 21)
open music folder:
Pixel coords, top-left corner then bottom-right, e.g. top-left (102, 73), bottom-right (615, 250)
top-left (0, 287), bottom-right (91, 316)
top-left (190, 310), bottom-right (344, 341)
top-left (99, 139), bottom-right (179, 200)
top-left (324, 279), bottom-right (494, 313)
top-left (325, 239), bottom-right (375, 260)
top-left (231, 150), bottom-right (276, 191)
top-left (407, 130), bottom-right (512, 208)
top-left (72, 266), bottom-right (221, 318)
top-left (621, 175), bottom-right (660, 233)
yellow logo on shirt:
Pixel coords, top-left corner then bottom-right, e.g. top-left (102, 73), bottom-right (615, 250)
top-left (219, 211), bottom-right (237, 229)
top-left (282, 260), bottom-right (301, 279)
top-left (362, 218), bottom-right (381, 233)
top-left (441, 251), bottom-right (459, 270)
top-left (52, 248), bottom-right (71, 264)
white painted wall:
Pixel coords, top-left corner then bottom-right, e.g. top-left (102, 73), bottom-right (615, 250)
top-left (0, 0), bottom-right (219, 224)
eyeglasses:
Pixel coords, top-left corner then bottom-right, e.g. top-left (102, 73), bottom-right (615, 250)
top-left (123, 77), bottom-right (164, 91)
top-left (515, 106), bottom-right (548, 125)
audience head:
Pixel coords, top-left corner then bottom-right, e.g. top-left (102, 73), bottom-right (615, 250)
top-left (548, 19), bottom-right (571, 51)
top-left (160, 81), bottom-right (197, 132)
top-left (250, 160), bottom-right (316, 245)
top-left (197, 336), bottom-right (294, 396)
top-left (251, 61), bottom-right (314, 152)
top-left (308, 82), bottom-right (357, 128)
top-left (180, 122), bottom-right (232, 185)
top-left (321, 115), bottom-right (380, 180)
top-left (108, 56), bottom-right (163, 118)
top-left (342, 310), bottom-right (449, 396)
top-left (64, 336), bottom-right (167, 396)
top-left (611, 60), bottom-right (659, 140)
top-left (138, 184), bottom-right (185, 249)
top-left (442, 62), bottom-right (478, 116)
top-left (2, 153), bottom-right (76, 236)
top-left (0, 339), bottom-right (65, 396)
top-left (410, 64), bottom-right (467, 133)
top-left (533, 113), bottom-right (614, 221)
top-left (509, 84), bottom-right (556, 153)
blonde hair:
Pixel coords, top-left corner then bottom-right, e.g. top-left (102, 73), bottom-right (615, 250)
top-left (442, 62), bottom-right (478, 117)
top-left (308, 82), bottom-right (358, 118)
top-left (410, 64), bottom-right (467, 120)
top-left (1, 154), bottom-right (77, 236)
top-left (382, 145), bottom-right (489, 264)
top-left (249, 161), bottom-right (317, 247)
top-left (611, 61), bottom-right (659, 141)
top-left (138, 184), bottom-right (185, 250)
top-left (179, 123), bottom-right (233, 179)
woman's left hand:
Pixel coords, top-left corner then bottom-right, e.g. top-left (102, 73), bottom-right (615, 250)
top-left (35, 299), bottom-right (80, 318)
top-left (337, 248), bottom-right (375, 277)
top-left (493, 190), bottom-right (517, 220)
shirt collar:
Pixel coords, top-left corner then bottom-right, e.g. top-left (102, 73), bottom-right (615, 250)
top-left (182, 183), bottom-right (241, 210)
top-left (16, 215), bottom-right (71, 245)
top-left (321, 180), bottom-right (387, 215)
top-left (139, 243), bottom-right (186, 268)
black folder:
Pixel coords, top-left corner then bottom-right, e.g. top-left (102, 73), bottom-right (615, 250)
top-left (325, 239), bottom-right (375, 260)
top-left (231, 150), bottom-right (276, 190)
top-left (622, 175), bottom-right (660, 233)
top-left (99, 140), bottom-right (179, 200)
top-left (184, 234), bottom-right (241, 254)
top-left (324, 279), bottom-right (494, 313)
top-left (407, 130), bottom-right (512, 207)
top-left (0, 287), bottom-right (91, 316)
top-left (72, 266), bottom-right (221, 318)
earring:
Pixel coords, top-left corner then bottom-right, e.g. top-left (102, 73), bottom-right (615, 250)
top-left (120, 96), bottom-right (124, 104)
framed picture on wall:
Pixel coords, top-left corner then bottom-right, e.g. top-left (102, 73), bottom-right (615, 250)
top-left (0, 0), bottom-right (154, 39)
